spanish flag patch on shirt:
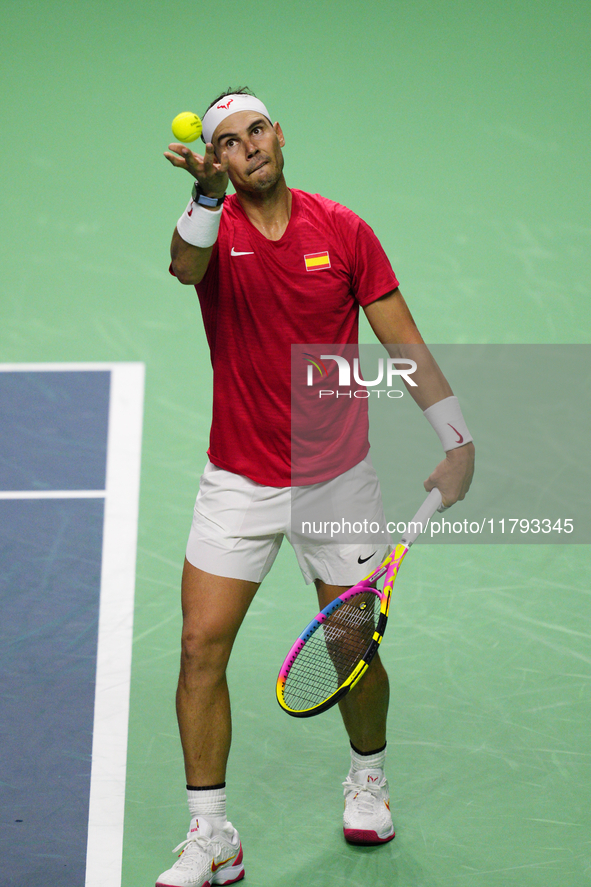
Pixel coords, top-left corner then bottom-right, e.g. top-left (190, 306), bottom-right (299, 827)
top-left (304, 251), bottom-right (331, 271)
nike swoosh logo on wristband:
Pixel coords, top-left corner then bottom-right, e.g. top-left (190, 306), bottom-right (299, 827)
top-left (231, 247), bottom-right (254, 256)
top-left (448, 424), bottom-right (464, 444)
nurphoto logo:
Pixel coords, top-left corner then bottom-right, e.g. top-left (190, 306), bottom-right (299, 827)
top-left (303, 353), bottom-right (417, 399)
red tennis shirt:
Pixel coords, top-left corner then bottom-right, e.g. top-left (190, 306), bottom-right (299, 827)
top-left (189, 189), bottom-right (399, 486)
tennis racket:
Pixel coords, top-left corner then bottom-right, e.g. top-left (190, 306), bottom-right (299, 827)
top-left (276, 487), bottom-right (442, 717)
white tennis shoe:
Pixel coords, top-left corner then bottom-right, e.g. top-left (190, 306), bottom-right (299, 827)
top-left (155, 816), bottom-right (244, 887)
top-left (343, 768), bottom-right (395, 844)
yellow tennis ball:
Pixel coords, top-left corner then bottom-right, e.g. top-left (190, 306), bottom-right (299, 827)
top-left (171, 111), bottom-right (202, 143)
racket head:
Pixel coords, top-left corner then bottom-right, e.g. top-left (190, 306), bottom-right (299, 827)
top-left (276, 487), bottom-right (441, 719)
top-left (276, 584), bottom-right (385, 717)
top-left (276, 544), bottom-right (408, 718)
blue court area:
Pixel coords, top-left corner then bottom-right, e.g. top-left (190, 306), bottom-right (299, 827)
top-left (0, 371), bottom-right (110, 886)
top-left (0, 371), bottom-right (110, 491)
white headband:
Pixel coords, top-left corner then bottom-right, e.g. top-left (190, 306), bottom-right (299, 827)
top-left (201, 94), bottom-right (272, 144)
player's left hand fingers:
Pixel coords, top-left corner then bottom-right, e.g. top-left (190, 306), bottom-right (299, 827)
top-left (217, 149), bottom-right (229, 173)
top-left (165, 144), bottom-right (205, 175)
top-left (164, 151), bottom-right (188, 168)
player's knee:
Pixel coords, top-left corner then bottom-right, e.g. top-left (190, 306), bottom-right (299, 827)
top-left (179, 622), bottom-right (232, 678)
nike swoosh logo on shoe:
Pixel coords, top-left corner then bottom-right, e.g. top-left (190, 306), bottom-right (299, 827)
top-left (211, 852), bottom-right (237, 872)
top-left (358, 552), bottom-right (377, 564)
top-left (231, 247), bottom-right (254, 256)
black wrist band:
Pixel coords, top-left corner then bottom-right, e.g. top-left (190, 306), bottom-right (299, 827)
top-left (192, 182), bottom-right (226, 207)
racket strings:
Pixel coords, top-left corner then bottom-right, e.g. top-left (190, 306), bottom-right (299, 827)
top-left (282, 591), bottom-right (381, 710)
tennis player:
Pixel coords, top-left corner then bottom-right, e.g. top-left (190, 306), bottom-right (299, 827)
top-left (156, 89), bottom-right (474, 887)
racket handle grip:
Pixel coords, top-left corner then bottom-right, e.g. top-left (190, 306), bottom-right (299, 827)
top-left (401, 488), bottom-right (442, 547)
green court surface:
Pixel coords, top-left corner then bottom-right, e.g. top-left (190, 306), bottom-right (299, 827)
top-left (2, 0), bottom-right (590, 884)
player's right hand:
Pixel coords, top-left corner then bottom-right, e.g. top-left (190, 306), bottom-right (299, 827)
top-left (164, 142), bottom-right (229, 198)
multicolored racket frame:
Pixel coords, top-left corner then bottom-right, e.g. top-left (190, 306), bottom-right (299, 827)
top-left (276, 487), bottom-right (442, 717)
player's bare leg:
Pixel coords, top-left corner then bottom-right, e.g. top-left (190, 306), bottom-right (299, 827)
top-left (315, 580), bottom-right (389, 749)
top-left (316, 579), bottom-right (394, 845)
top-left (177, 559), bottom-right (260, 785)
top-left (155, 562), bottom-right (257, 886)
top-left (336, 653), bottom-right (389, 749)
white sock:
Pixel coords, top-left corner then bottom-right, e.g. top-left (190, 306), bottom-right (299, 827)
top-left (349, 743), bottom-right (387, 777)
top-left (187, 784), bottom-right (227, 830)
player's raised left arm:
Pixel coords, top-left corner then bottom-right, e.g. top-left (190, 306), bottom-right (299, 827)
top-left (363, 288), bottom-right (475, 507)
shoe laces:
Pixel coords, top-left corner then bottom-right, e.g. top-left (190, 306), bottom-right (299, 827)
top-left (173, 832), bottom-right (211, 856)
top-left (170, 833), bottom-right (213, 871)
top-left (171, 819), bottom-right (235, 870)
top-left (343, 775), bottom-right (387, 813)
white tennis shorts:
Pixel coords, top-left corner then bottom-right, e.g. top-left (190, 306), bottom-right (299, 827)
top-left (186, 456), bottom-right (391, 585)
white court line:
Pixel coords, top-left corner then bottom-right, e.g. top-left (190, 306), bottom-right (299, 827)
top-left (0, 491), bottom-right (105, 499)
top-left (82, 363), bottom-right (144, 887)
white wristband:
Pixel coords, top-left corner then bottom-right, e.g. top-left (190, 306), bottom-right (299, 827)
top-left (176, 199), bottom-right (222, 248)
top-left (423, 396), bottom-right (473, 451)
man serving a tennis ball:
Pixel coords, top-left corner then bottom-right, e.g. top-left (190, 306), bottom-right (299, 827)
top-left (157, 88), bottom-right (474, 887)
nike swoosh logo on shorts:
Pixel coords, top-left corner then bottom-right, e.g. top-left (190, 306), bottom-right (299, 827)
top-left (358, 552), bottom-right (377, 564)
top-left (231, 247), bottom-right (254, 256)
